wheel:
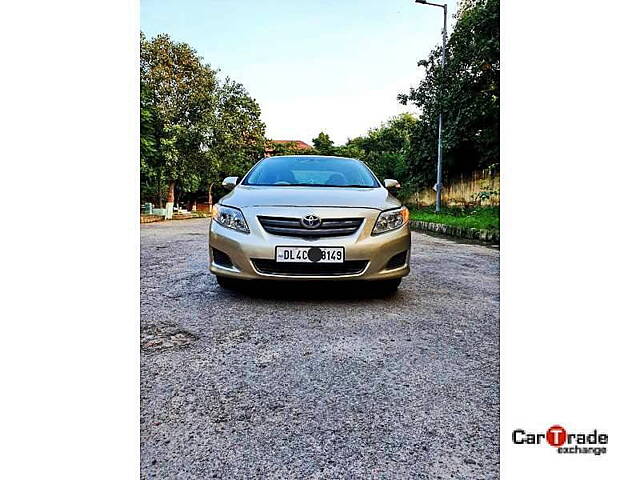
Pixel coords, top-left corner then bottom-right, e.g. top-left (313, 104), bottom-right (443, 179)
top-left (374, 278), bottom-right (402, 295)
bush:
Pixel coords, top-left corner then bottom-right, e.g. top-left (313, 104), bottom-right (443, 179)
top-left (410, 205), bottom-right (499, 231)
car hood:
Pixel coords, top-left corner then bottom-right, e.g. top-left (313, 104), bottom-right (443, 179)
top-left (220, 185), bottom-right (401, 210)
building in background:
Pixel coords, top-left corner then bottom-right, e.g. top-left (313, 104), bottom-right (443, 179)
top-left (265, 140), bottom-right (313, 157)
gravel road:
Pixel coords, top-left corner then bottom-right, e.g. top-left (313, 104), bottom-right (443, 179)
top-left (141, 218), bottom-right (499, 479)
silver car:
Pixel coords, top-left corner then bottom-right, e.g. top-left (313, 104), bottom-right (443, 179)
top-left (209, 155), bottom-right (411, 292)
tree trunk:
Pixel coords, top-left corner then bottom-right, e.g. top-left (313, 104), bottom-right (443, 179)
top-left (155, 171), bottom-right (162, 208)
top-left (167, 180), bottom-right (176, 203)
top-left (165, 180), bottom-right (176, 220)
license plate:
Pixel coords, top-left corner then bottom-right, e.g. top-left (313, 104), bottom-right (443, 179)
top-left (275, 246), bottom-right (344, 263)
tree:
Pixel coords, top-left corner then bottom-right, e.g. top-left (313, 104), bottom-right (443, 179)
top-left (357, 113), bottom-right (416, 186)
top-left (267, 141), bottom-right (317, 157)
top-left (328, 114), bottom-right (417, 200)
top-left (312, 132), bottom-right (335, 156)
top-left (140, 33), bottom-right (267, 208)
top-left (140, 83), bottom-right (164, 205)
top-left (140, 33), bottom-right (218, 205)
top-left (334, 137), bottom-right (365, 160)
top-left (201, 77), bottom-right (266, 202)
top-left (399, 0), bottom-right (499, 188)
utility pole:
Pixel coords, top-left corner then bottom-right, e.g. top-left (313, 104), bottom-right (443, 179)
top-left (415, 1), bottom-right (447, 212)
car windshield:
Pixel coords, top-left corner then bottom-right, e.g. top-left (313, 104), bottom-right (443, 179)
top-left (242, 156), bottom-right (380, 187)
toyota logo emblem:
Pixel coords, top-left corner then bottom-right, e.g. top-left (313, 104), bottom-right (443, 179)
top-left (301, 214), bottom-right (321, 229)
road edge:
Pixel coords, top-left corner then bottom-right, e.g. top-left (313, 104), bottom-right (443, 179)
top-left (410, 220), bottom-right (500, 244)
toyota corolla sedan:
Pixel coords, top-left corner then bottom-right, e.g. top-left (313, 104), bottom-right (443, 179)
top-left (209, 155), bottom-right (411, 292)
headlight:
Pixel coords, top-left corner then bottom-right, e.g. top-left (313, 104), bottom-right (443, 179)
top-left (372, 206), bottom-right (409, 235)
top-left (211, 204), bottom-right (250, 234)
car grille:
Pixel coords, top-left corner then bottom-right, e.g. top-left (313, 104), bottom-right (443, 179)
top-left (252, 259), bottom-right (368, 276)
top-left (257, 216), bottom-right (364, 237)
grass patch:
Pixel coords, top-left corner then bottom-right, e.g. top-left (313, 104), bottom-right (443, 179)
top-left (409, 205), bottom-right (499, 231)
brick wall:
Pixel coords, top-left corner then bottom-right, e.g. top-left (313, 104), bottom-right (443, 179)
top-left (410, 169), bottom-right (500, 207)
top-left (140, 215), bottom-right (164, 224)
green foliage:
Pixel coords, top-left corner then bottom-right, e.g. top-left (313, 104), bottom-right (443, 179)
top-left (399, 0), bottom-right (499, 188)
top-left (358, 113), bottom-right (416, 188)
top-left (472, 182), bottom-right (500, 205)
top-left (140, 32), bottom-right (266, 205)
top-left (293, 115), bottom-right (419, 200)
top-left (202, 77), bottom-right (267, 200)
top-left (140, 84), bottom-right (164, 203)
top-left (410, 205), bottom-right (499, 231)
top-left (312, 132), bottom-right (335, 156)
top-left (330, 114), bottom-right (417, 198)
top-left (140, 32), bottom-right (217, 195)
top-left (333, 138), bottom-right (364, 160)
top-left (267, 141), bottom-right (317, 157)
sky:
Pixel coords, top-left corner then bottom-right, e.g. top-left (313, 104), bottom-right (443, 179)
top-left (141, 0), bottom-right (456, 145)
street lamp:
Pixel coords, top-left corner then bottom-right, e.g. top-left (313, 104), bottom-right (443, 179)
top-left (415, 0), bottom-right (447, 213)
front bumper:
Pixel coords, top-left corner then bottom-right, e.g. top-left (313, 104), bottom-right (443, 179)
top-left (208, 206), bottom-right (411, 281)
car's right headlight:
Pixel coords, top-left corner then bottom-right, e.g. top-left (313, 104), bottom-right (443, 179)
top-left (211, 204), bottom-right (250, 234)
top-left (372, 206), bottom-right (409, 235)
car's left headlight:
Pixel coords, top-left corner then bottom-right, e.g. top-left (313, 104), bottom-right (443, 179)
top-left (372, 206), bottom-right (409, 235)
top-left (211, 204), bottom-right (250, 234)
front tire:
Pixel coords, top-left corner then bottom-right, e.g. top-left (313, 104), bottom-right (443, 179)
top-left (374, 278), bottom-right (402, 295)
top-left (216, 275), bottom-right (241, 290)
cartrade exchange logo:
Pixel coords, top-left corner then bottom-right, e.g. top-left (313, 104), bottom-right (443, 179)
top-left (512, 425), bottom-right (608, 455)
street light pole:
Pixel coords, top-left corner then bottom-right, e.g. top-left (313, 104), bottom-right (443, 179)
top-left (415, 0), bottom-right (447, 213)
top-left (208, 181), bottom-right (216, 213)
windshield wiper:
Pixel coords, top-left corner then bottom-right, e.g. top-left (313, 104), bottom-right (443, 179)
top-left (245, 183), bottom-right (318, 187)
top-left (330, 184), bottom-right (375, 188)
top-left (246, 183), bottom-right (375, 187)
top-left (273, 183), bottom-right (323, 187)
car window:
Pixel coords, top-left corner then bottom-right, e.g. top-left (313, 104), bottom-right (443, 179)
top-left (243, 157), bottom-right (380, 187)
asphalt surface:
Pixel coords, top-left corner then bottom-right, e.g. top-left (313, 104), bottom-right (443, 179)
top-left (140, 218), bottom-right (500, 479)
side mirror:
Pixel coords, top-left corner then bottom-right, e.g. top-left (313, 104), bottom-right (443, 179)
top-left (222, 176), bottom-right (238, 190)
top-left (384, 179), bottom-right (401, 189)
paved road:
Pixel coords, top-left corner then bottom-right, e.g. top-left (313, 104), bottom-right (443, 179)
top-left (141, 218), bottom-right (499, 479)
